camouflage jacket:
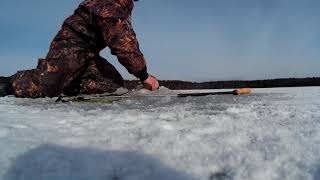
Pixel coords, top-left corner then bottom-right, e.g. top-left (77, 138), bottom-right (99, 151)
top-left (67, 0), bottom-right (148, 80)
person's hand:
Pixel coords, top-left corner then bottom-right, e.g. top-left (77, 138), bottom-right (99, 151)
top-left (143, 75), bottom-right (159, 91)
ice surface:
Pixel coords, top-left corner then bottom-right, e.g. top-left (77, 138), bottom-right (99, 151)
top-left (0, 87), bottom-right (320, 180)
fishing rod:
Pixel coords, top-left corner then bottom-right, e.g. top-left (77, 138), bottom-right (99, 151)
top-left (110, 88), bottom-right (252, 98)
top-left (56, 88), bottom-right (252, 103)
top-left (177, 88), bottom-right (252, 97)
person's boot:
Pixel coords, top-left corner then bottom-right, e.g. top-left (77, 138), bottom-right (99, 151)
top-left (0, 76), bottom-right (13, 97)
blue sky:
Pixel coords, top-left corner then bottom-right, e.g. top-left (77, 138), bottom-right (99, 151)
top-left (0, 0), bottom-right (319, 81)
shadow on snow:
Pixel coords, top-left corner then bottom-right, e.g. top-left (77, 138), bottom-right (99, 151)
top-left (4, 144), bottom-right (196, 180)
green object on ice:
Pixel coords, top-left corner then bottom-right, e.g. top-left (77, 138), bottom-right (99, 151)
top-left (56, 96), bottom-right (114, 103)
top-left (74, 99), bottom-right (114, 103)
top-left (72, 97), bottom-right (114, 103)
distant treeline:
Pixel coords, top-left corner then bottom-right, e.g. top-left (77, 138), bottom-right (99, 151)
top-left (124, 77), bottom-right (320, 90)
top-left (1, 76), bottom-right (319, 90)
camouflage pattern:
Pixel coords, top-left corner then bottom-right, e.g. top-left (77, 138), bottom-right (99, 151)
top-left (11, 0), bottom-right (147, 98)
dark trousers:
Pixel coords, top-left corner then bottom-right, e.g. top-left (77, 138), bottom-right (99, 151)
top-left (10, 44), bottom-right (124, 98)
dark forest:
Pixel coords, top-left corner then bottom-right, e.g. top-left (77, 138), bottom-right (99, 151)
top-left (1, 77), bottom-right (319, 91)
top-left (124, 77), bottom-right (320, 90)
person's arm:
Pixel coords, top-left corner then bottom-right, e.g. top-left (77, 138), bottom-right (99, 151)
top-left (106, 18), bottom-right (159, 90)
top-left (94, 2), bottom-right (148, 81)
top-left (92, 1), bottom-right (159, 90)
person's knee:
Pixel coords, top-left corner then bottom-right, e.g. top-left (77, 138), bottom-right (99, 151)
top-left (80, 79), bottom-right (121, 94)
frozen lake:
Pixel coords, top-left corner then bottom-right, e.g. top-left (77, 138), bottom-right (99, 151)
top-left (0, 87), bottom-right (319, 180)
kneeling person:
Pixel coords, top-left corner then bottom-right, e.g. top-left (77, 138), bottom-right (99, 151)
top-left (2, 0), bottom-right (159, 98)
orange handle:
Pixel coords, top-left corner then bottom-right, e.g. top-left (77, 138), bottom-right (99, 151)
top-left (233, 88), bottom-right (252, 95)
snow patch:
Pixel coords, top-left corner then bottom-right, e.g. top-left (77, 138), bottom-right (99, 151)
top-left (0, 128), bottom-right (9, 138)
top-left (0, 87), bottom-right (319, 180)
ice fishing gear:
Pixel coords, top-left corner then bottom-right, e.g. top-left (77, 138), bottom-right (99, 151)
top-left (177, 88), bottom-right (252, 97)
top-left (56, 88), bottom-right (252, 103)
